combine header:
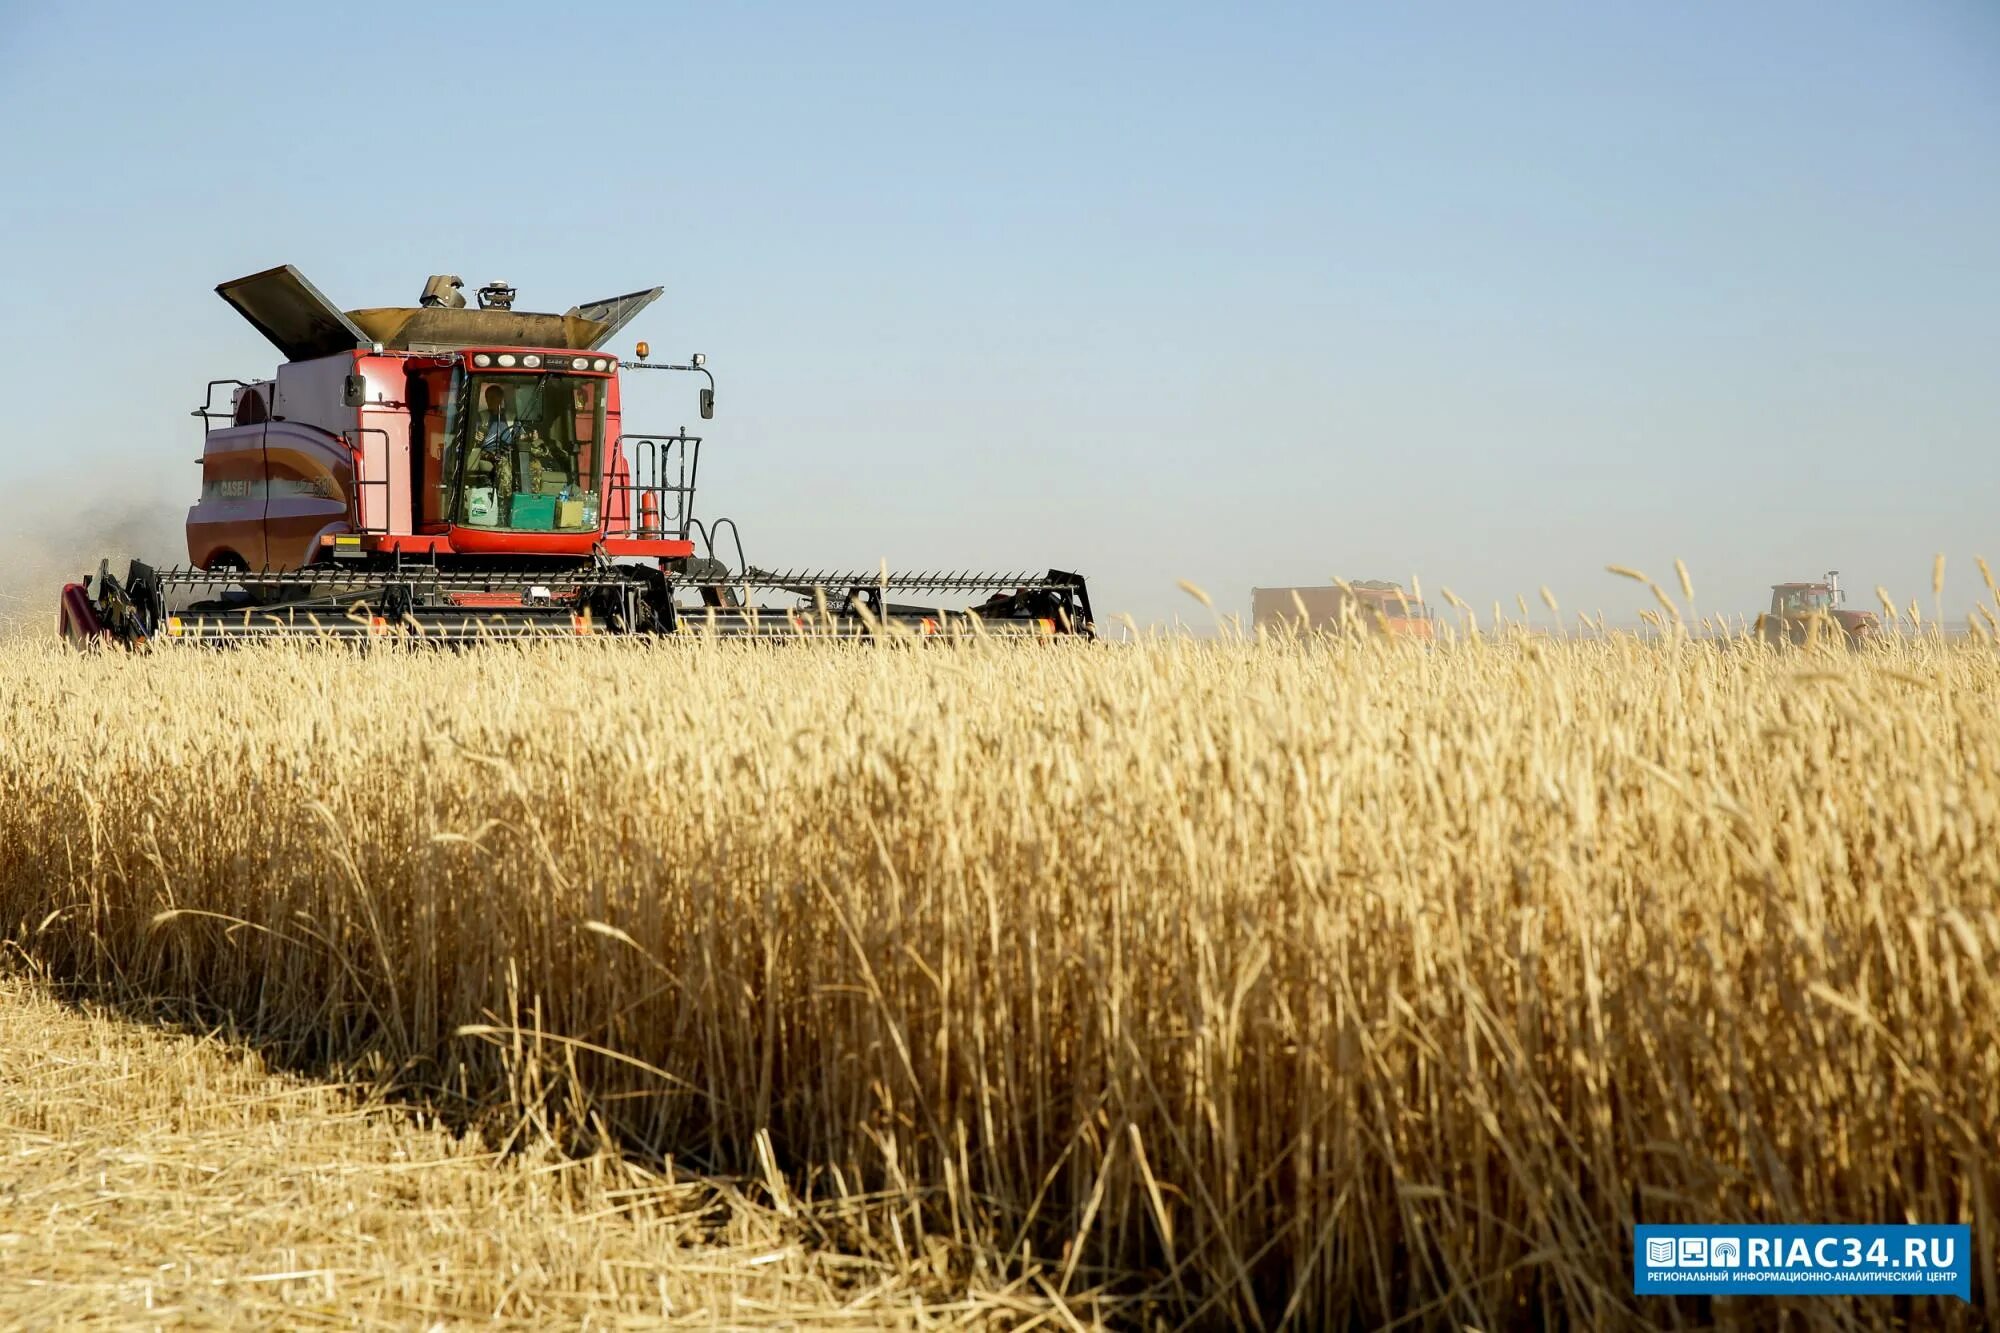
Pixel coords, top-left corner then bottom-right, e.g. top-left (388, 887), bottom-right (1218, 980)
top-left (59, 266), bottom-right (1092, 645)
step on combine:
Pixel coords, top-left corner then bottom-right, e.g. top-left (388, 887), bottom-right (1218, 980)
top-left (59, 266), bottom-right (1092, 645)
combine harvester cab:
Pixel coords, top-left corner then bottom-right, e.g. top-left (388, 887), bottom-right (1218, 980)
top-left (1755, 570), bottom-right (1878, 648)
top-left (59, 266), bottom-right (1092, 645)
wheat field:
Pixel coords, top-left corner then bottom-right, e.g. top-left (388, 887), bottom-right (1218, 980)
top-left (0, 614), bottom-right (1994, 1327)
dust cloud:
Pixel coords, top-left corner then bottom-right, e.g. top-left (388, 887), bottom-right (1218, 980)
top-left (0, 495), bottom-right (186, 638)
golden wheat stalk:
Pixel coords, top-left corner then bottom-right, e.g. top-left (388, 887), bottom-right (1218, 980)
top-left (0, 625), bottom-right (1990, 1328)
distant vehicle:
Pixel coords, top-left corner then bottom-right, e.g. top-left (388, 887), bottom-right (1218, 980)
top-left (1757, 570), bottom-right (1878, 646)
top-left (1252, 581), bottom-right (1433, 639)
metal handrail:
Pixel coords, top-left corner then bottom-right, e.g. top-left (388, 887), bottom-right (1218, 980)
top-left (340, 427), bottom-right (393, 534)
top-left (689, 516), bottom-right (750, 605)
top-left (613, 431), bottom-right (701, 541)
top-left (190, 380), bottom-right (254, 435)
top-left (692, 516), bottom-right (747, 574)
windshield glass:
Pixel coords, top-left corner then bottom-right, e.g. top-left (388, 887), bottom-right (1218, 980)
top-left (450, 373), bottom-right (606, 532)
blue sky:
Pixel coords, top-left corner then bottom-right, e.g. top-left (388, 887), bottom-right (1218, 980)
top-left (1, 2), bottom-right (1994, 627)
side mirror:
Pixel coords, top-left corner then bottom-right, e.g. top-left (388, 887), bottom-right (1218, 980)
top-left (700, 388), bottom-right (715, 420)
top-left (342, 373), bottom-right (368, 408)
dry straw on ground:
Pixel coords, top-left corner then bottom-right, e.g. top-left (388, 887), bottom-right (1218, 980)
top-left (1, 620), bottom-right (1995, 1328)
top-left (0, 972), bottom-right (1032, 1327)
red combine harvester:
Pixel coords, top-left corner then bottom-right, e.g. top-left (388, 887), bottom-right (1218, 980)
top-left (59, 266), bottom-right (1092, 644)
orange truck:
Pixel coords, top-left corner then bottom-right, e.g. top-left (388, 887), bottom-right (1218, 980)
top-left (1251, 581), bottom-right (1434, 639)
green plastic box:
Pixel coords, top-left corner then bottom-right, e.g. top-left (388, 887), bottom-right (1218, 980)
top-left (509, 492), bottom-right (558, 529)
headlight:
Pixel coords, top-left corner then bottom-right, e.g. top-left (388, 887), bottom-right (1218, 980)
top-left (473, 353), bottom-right (492, 367)
top-left (593, 358), bottom-right (610, 372)
top-left (521, 353), bottom-right (541, 369)
top-left (496, 354), bottom-right (517, 368)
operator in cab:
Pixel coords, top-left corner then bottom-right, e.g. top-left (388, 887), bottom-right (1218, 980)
top-left (472, 383), bottom-right (525, 499)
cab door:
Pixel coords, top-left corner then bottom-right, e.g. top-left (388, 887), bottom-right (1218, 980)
top-left (409, 362), bottom-right (461, 531)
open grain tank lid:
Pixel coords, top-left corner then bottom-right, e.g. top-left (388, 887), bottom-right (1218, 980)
top-left (344, 307), bottom-right (610, 352)
top-left (216, 265), bottom-right (662, 359)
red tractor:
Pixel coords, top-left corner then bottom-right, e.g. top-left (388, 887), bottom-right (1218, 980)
top-left (1757, 570), bottom-right (1878, 646)
top-left (60, 266), bottom-right (1091, 644)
